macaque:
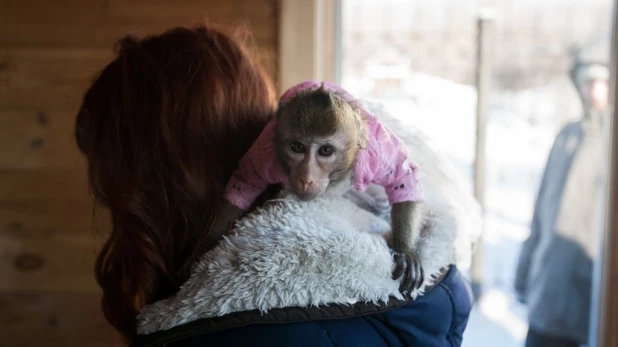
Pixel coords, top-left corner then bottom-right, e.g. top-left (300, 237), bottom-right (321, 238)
top-left (211, 80), bottom-right (426, 293)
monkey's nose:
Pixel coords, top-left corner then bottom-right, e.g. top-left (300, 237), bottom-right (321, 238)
top-left (300, 179), bottom-right (312, 192)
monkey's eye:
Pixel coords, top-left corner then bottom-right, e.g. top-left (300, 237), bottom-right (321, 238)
top-left (318, 145), bottom-right (334, 157)
top-left (290, 142), bottom-right (305, 153)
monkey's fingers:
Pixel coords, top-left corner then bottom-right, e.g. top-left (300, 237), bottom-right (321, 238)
top-left (399, 257), bottom-right (413, 293)
top-left (411, 260), bottom-right (425, 290)
top-left (391, 253), bottom-right (407, 280)
top-left (414, 253), bottom-right (425, 290)
top-left (399, 253), bottom-right (416, 293)
top-left (397, 253), bottom-right (425, 294)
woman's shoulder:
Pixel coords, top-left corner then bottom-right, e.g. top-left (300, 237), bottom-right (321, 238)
top-left (388, 265), bottom-right (474, 342)
top-left (132, 267), bottom-right (473, 347)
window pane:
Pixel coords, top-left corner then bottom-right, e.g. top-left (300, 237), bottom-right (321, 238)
top-left (340, 0), bottom-right (614, 346)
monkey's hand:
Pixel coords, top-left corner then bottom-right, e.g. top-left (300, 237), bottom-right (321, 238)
top-left (207, 200), bottom-right (245, 247)
top-left (391, 248), bottom-right (424, 294)
top-left (390, 201), bottom-right (424, 294)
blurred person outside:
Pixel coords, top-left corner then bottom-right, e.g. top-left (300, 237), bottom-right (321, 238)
top-left (514, 35), bottom-right (611, 347)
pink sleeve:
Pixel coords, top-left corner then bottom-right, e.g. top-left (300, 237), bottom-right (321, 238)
top-left (224, 118), bottom-right (285, 211)
top-left (354, 117), bottom-right (424, 205)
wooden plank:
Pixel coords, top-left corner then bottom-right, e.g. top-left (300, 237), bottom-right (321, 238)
top-left (0, 227), bottom-right (105, 293)
top-left (0, 0), bottom-right (277, 48)
top-left (252, 44), bottom-right (279, 86)
top-left (0, 44), bottom-right (277, 111)
top-left (0, 110), bottom-right (86, 169)
top-left (0, 47), bottom-right (115, 111)
top-left (108, 0), bottom-right (276, 24)
top-left (0, 48), bottom-right (114, 88)
top-left (0, 169), bottom-right (91, 203)
top-left (0, 202), bottom-right (109, 235)
top-left (0, 82), bottom-right (89, 112)
top-left (0, 291), bottom-right (121, 347)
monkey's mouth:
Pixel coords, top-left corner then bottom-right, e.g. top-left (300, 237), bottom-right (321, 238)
top-left (290, 181), bottom-right (327, 201)
top-left (295, 191), bottom-right (319, 201)
top-left (292, 187), bottom-right (325, 202)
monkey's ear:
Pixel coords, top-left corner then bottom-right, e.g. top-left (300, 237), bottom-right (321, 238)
top-left (358, 128), bottom-right (367, 149)
top-left (317, 82), bottom-right (327, 93)
top-left (276, 100), bottom-right (290, 120)
top-left (355, 110), bottom-right (368, 149)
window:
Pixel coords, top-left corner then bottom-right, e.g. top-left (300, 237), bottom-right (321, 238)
top-left (337, 1), bottom-right (615, 346)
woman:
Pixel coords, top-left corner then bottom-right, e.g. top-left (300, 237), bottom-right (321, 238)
top-left (76, 25), bottom-right (475, 346)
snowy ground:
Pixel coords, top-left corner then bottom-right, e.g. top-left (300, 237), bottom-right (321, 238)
top-left (343, 73), bottom-right (582, 347)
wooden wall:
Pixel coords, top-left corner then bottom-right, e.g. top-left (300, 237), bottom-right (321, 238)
top-left (0, 1), bottom-right (279, 346)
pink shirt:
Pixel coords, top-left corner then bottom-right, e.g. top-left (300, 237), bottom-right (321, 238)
top-left (224, 80), bottom-right (425, 211)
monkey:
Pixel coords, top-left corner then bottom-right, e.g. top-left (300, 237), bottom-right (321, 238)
top-left (211, 80), bottom-right (426, 293)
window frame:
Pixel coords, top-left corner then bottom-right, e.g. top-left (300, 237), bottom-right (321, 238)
top-left (278, 0), bottom-right (341, 91)
top-left (595, 2), bottom-right (618, 345)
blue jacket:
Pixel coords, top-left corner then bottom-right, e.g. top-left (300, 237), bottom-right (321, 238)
top-left (137, 266), bottom-right (473, 347)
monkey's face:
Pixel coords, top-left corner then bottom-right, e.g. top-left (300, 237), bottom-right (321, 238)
top-left (277, 134), bottom-right (354, 201)
top-left (274, 87), bottom-right (364, 201)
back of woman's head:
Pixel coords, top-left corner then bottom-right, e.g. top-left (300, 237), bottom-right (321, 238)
top-left (75, 26), bottom-right (276, 340)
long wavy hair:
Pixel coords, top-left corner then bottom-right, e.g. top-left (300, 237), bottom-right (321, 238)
top-left (75, 26), bottom-right (276, 340)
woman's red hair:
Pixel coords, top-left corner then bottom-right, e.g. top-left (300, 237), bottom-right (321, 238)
top-left (75, 26), bottom-right (276, 340)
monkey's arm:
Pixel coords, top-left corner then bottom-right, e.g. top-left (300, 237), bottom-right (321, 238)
top-left (224, 119), bottom-right (285, 211)
top-left (206, 199), bottom-right (245, 248)
top-left (390, 201), bottom-right (424, 293)
top-left (356, 117), bottom-right (425, 293)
